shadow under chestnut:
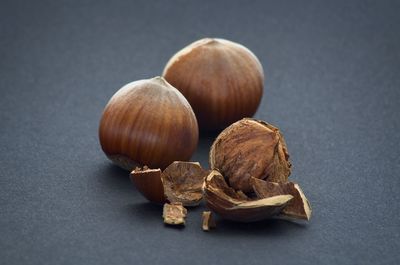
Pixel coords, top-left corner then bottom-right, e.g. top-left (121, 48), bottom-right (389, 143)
top-left (209, 216), bottom-right (308, 237)
top-left (192, 130), bottom-right (220, 167)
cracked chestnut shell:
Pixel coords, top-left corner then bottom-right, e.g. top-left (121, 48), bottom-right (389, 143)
top-left (209, 118), bottom-right (291, 193)
top-left (163, 38), bottom-right (264, 131)
top-left (203, 170), bottom-right (293, 222)
top-left (130, 167), bottom-right (165, 204)
top-left (130, 161), bottom-right (208, 206)
top-left (99, 77), bottom-right (199, 170)
top-left (251, 178), bottom-right (312, 221)
top-left (162, 161), bottom-right (208, 206)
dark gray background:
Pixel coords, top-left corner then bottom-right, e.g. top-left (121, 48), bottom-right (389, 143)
top-left (1, 0), bottom-right (399, 264)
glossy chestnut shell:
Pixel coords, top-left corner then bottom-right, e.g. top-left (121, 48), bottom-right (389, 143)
top-left (99, 76), bottom-right (199, 170)
top-left (163, 38), bottom-right (264, 131)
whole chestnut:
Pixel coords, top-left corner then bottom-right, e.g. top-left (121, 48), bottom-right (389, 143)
top-left (99, 76), bottom-right (199, 170)
top-left (163, 38), bottom-right (264, 131)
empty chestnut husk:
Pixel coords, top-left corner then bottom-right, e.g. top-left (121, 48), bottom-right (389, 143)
top-left (130, 161), bottom-right (208, 206)
top-left (210, 118), bottom-right (291, 193)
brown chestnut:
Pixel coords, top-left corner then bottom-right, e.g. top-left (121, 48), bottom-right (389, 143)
top-left (162, 38), bottom-right (264, 131)
top-left (99, 77), bottom-right (199, 170)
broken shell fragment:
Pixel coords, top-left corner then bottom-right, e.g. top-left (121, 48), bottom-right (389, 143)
top-left (130, 166), bottom-right (166, 204)
top-left (203, 170), bottom-right (293, 222)
top-left (251, 178), bottom-right (312, 221)
top-left (162, 161), bottom-right (208, 206)
top-left (163, 202), bottom-right (188, 225)
top-left (130, 161), bottom-right (208, 206)
top-left (202, 211), bottom-right (216, 231)
top-left (209, 118), bottom-right (291, 193)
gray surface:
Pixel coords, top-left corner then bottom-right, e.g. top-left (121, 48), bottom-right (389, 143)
top-left (1, 0), bottom-right (400, 264)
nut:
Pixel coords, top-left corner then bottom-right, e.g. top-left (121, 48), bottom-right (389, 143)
top-left (99, 76), bottom-right (198, 170)
top-left (163, 202), bottom-right (187, 225)
top-left (130, 161), bottom-right (208, 206)
top-left (163, 38), bottom-right (264, 131)
top-left (203, 170), bottom-right (293, 222)
top-left (210, 118), bottom-right (291, 193)
top-left (202, 211), bottom-right (216, 231)
top-left (251, 178), bottom-right (312, 220)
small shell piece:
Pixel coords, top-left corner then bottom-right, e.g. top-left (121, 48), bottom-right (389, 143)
top-left (203, 170), bottom-right (293, 222)
top-left (202, 211), bottom-right (216, 231)
top-left (163, 202), bottom-right (188, 225)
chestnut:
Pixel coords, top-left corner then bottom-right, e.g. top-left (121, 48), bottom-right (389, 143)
top-left (99, 77), bottom-right (199, 170)
top-left (163, 38), bottom-right (264, 131)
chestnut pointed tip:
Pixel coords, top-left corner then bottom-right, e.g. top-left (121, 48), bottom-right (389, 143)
top-left (201, 38), bottom-right (219, 45)
top-left (150, 76), bottom-right (172, 87)
top-left (151, 75), bottom-right (166, 82)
